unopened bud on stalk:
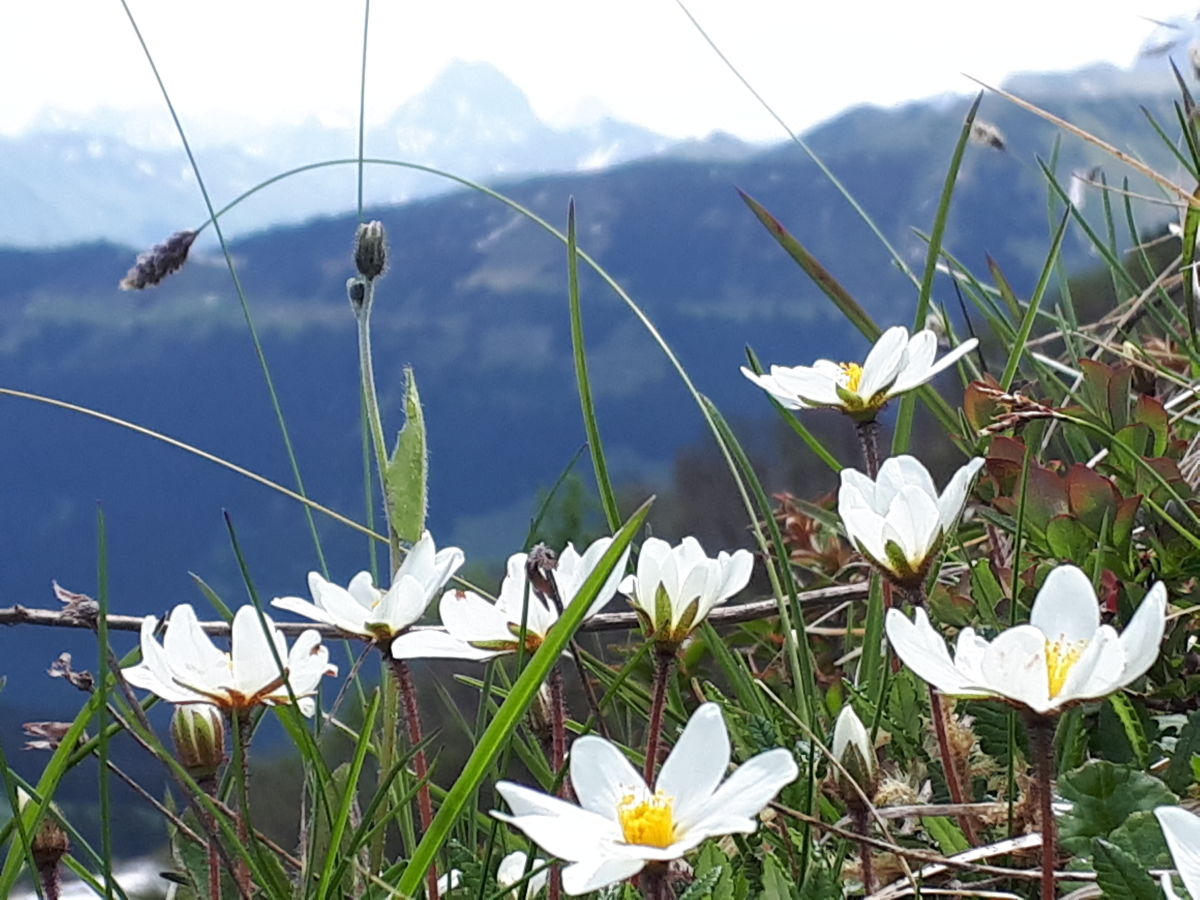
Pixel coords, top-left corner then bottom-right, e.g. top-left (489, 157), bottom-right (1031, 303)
top-left (354, 220), bottom-right (388, 280)
top-left (171, 704), bottom-right (227, 779)
top-left (831, 705), bottom-right (877, 809)
top-left (347, 276), bottom-right (368, 315)
top-left (18, 789), bottom-right (69, 877)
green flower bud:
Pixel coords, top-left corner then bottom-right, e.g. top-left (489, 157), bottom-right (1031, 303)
top-left (171, 704), bottom-right (227, 779)
top-left (831, 705), bottom-right (877, 810)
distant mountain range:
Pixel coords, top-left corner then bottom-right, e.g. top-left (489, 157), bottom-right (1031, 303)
top-left (2, 60), bottom-right (757, 248)
top-left (0, 58), bottom-right (1193, 839)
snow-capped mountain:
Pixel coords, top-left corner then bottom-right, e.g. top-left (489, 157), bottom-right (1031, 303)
top-left (2, 60), bottom-right (751, 248)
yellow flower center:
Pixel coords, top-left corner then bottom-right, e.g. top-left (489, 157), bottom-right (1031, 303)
top-left (617, 791), bottom-right (676, 848)
top-left (1045, 637), bottom-right (1087, 698)
top-left (840, 362), bottom-right (864, 393)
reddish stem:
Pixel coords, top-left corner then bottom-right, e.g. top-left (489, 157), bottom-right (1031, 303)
top-left (644, 647), bottom-right (677, 787)
top-left (928, 688), bottom-right (980, 846)
top-left (388, 655), bottom-right (439, 900)
top-left (548, 664), bottom-right (568, 900)
top-left (1028, 714), bottom-right (1058, 900)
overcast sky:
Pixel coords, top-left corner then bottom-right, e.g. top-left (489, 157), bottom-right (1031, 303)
top-left (1, 1), bottom-right (1195, 142)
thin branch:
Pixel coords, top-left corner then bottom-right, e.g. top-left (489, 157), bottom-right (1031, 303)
top-left (0, 583), bottom-right (868, 637)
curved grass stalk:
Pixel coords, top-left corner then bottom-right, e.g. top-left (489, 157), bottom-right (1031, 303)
top-left (116, 0), bottom-right (328, 575)
top-left (672, 0), bottom-right (921, 292)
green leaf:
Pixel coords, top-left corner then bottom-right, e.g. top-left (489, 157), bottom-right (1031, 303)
top-left (384, 366), bottom-right (427, 544)
top-left (1167, 710), bottom-right (1200, 793)
top-left (680, 865), bottom-right (727, 900)
top-left (1107, 694), bottom-right (1151, 770)
top-left (760, 852), bottom-right (796, 900)
top-left (1046, 515), bottom-right (1093, 562)
top-left (395, 497), bottom-right (652, 895)
top-left (1091, 837), bottom-right (1160, 900)
top-left (694, 843), bottom-right (736, 900)
top-left (1109, 810), bottom-right (1171, 869)
top-left (921, 816), bottom-right (970, 855)
top-left (1058, 760), bottom-right (1176, 853)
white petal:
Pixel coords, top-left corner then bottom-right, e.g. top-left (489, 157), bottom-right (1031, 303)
top-left (858, 326), bottom-right (909, 399)
top-left (561, 857), bottom-right (646, 896)
top-left (230, 606), bottom-right (284, 696)
top-left (937, 458), bottom-right (984, 534)
top-left (980, 625), bottom-right (1052, 712)
top-left (441, 591), bottom-right (517, 643)
top-left (1117, 582), bottom-right (1167, 685)
top-left (494, 783), bottom-right (619, 861)
top-left (891, 337), bottom-right (978, 395)
top-left (284, 629), bottom-right (335, 699)
top-left (161, 604), bottom-right (226, 673)
top-left (831, 706), bottom-right (873, 775)
top-left (1030, 565), bottom-right (1101, 645)
top-left (886, 608), bottom-right (986, 696)
top-left (1056, 626), bottom-right (1122, 705)
top-left (889, 329), bottom-right (938, 394)
top-left (883, 485), bottom-right (941, 564)
top-left (764, 365), bottom-right (843, 406)
top-left (270, 595), bottom-right (345, 632)
top-left (740, 367), bottom-right (814, 410)
top-left (876, 456), bottom-right (938, 508)
top-left (375, 574), bottom-right (434, 632)
top-left (683, 748), bottom-right (798, 839)
top-left (569, 735), bottom-right (645, 822)
top-left (657, 703), bottom-right (731, 828)
top-left (389, 629), bottom-right (500, 661)
top-left (712, 549), bottom-right (754, 605)
top-left (345, 570), bottom-right (382, 608)
top-left (1157, 807), bottom-right (1200, 900)
top-left (839, 500), bottom-right (889, 566)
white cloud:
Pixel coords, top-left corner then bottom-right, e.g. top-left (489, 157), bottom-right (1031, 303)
top-left (0, 1), bottom-right (1194, 142)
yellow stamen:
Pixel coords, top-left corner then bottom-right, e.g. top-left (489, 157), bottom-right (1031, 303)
top-left (1045, 637), bottom-right (1086, 698)
top-left (617, 790), bottom-right (676, 848)
top-left (840, 362), bottom-right (864, 393)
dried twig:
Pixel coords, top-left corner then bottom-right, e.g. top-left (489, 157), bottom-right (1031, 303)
top-left (0, 583), bottom-right (868, 638)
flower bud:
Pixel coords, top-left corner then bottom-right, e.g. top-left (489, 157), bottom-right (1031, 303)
top-left (354, 220), bottom-right (388, 280)
top-left (18, 789), bottom-right (69, 871)
top-left (171, 704), bottom-right (227, 779)
top-left (831, 705), bottom-right (877, 808)
top-left (347, 276), bottom-right (367, 315)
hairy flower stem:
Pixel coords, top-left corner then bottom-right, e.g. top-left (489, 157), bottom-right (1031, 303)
top-left (1027, 714), bottom-right (1058, 900)
top-left (231, 711), bottom-right (254, 897)
top-left (641, 863), bottom-right (673, 899)
top-left (198, 774), bottom-right (223, 900)
top-left (386, 654), bottom-right (439, 900)
top-left (548, 663), bottom-right (570, 900)
top-left (644, 646), bottom-right (678, 787)
top-left (353, 278), bottom-right (401, 573)
top-left (856, 418), bottom-right (882, 479)
top-left (850, 807), bottom-right (876, 895)
top-left (928, 688), bottom-right (979, 846)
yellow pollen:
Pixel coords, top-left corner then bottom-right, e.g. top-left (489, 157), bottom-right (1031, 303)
top-left (617, 791), bottom-right (676, 848)
top-left (840, 362), bottom-right (864, 393)
top-left (1045, 637), bottom-right (1086, 698)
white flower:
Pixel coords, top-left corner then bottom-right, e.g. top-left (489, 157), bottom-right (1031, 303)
top-left (271, 531), bottom-right (464, 640)
top-left (390, 538), bottom-right (628, 662)
top-left (497, 851), bottom-right (548, 896)
top-left (493, 702), bottom-right (798, 895)
top-left (885, 565), bottom-right (1167, 715)
top-left (1155, 806), bottom-right (1200, 900)
top-left (122, 604), bottom-right (338, 717)
top-left (831, 705), bottom-right (876, 791)
top-left (620, 537), bottom-right (753, 645)
top-left (436, 869), bottom-right (463, 895)
top-left (838, 455), bottom-right (983, 586)
top-left (742, 326), bottom-right (978, 419)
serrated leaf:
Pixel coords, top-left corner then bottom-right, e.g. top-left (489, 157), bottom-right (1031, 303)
top-left (679, 865), bottom-right (726, 900)
top-left (759, 852), bottom-right (795, 900)
top-left (693, 842), bottom-right (735, 900)
top-left (1091, 837), bottom-right (1160, 899)
top-left (1058, 761), bottom-right (1177, 853)
top-left (1108, 694), bottom-right (1150, 769)
top-left (384, 366), bottom-right (427, 544)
